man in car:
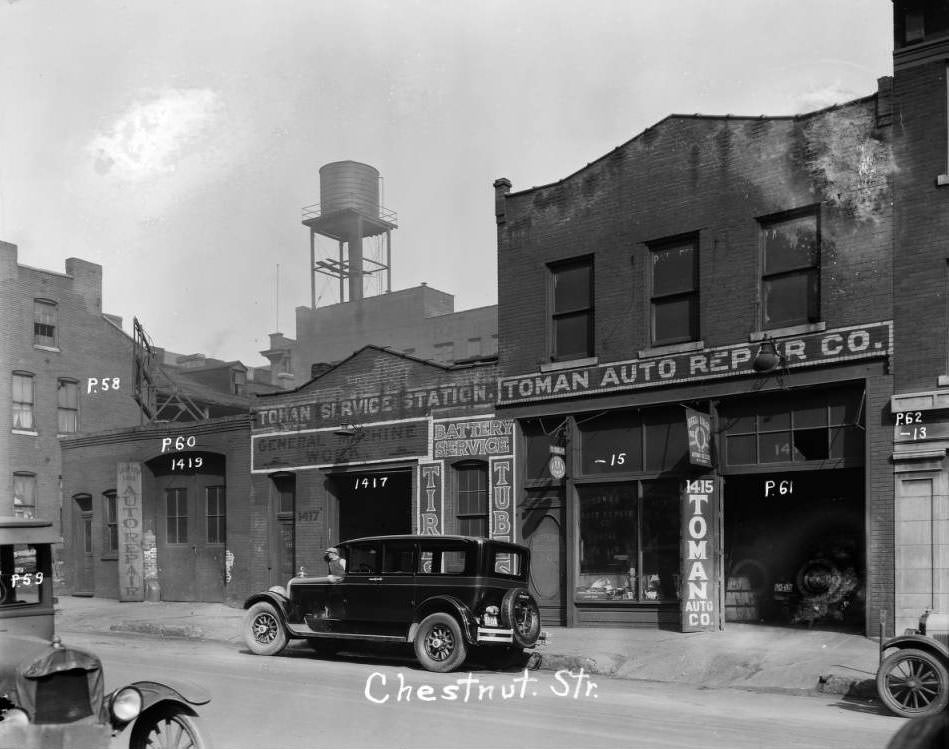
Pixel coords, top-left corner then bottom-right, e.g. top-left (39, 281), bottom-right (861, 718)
top-left (324, 547), bottom-right (346, 582)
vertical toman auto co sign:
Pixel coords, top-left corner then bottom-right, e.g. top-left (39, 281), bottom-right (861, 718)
top-left (680, 478), bottom-right (719, 632)
top-left (116, 462), bottom-right (145, 602)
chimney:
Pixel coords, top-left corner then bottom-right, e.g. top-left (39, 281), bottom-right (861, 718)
top-left (493, 178), bottom-right (511, 224)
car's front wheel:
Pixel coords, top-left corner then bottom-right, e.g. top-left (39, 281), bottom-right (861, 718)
top-left (877, 648), bottom-right (949, 718)
top-left (414, 612), bottom-right (467, 673)
top-left (244, 601), bottom-right (288, 656)
top-left (129, 707), bottom-right (211, 749)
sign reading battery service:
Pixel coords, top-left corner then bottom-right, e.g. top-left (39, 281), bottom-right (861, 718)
top-left (499, 322), bottom-right (891, 404)
top-left (252, 420), bottom-right (428, 471)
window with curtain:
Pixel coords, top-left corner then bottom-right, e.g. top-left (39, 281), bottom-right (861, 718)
top-left (58, 379), bottom-right (79, 433)
top-left (12, 373), bottom-right (34, 431)
top-left (14, 473), bottom-right (37, 518)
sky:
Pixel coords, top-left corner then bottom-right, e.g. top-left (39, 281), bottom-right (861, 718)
top-left (0, 1), bottom-right (893, 367)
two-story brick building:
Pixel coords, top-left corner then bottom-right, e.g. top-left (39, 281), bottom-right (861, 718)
top-left (493, 83), bottom-right (895, 634)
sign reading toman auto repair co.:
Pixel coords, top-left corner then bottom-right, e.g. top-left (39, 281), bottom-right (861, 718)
top-left (498, 322), bottom-right (892, 404)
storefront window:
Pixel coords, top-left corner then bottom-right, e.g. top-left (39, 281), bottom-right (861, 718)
top-left (579, 412), bottom-right (643, 474)
top-left (722, 388), bottom-right (863, 466)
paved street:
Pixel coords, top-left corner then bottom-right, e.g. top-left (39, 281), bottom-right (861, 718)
top-left (55, 630), bottom-right (904, 749)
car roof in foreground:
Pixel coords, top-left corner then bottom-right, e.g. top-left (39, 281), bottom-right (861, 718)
top-left (340, 534), bottom-right (528, 551)
top-left (0, 516), bottom-right (59, 546)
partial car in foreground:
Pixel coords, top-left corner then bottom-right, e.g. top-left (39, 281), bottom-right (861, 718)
top-left (0, 516), bottom-right (213, 749)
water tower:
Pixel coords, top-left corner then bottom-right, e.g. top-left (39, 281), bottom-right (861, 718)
top-left (302, 161), bottom-right (398, 305)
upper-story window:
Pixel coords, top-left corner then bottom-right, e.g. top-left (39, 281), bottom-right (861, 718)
top-left (760, 209), bottom-right (820, 329)
top-left (232, 368), bottom-right (246, 395)
top-left (33, 299), bottom-right (57, 348)
top-left (455, 461), bottom-right (488, 537)
top-left (550, 256), bottom-right (594, 361)
top-left (12, 372), bottom-right (34, 431)
top-left (57, 379), bottom-right (79, 433)
top-left (650, 236), bottom-right (699, 346)
top-left (13, 473), bottom-right (37, 518)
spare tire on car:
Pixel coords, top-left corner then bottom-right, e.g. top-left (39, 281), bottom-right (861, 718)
top-left (500, 588), bottom-right (541, 648)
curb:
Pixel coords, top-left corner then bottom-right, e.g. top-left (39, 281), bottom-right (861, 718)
top-left (110, 622), bottom-right (205, 639)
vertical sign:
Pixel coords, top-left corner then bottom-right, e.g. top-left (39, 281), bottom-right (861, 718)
top-left (680, 478), bottom-right (718, 632)
top-left (417, 463), bottom-right (444, 536)
top-left (490, 457), bottom-right (515, 574)
top-left (117, 462), bottom-right (145, 602)
top-left (685, 407), bottom-right (712, 468)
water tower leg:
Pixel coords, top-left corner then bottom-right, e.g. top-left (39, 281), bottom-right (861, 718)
top-left (386, 229), bottom-right (392, 293)
top-left (310, 230), bottom-right (316, 309)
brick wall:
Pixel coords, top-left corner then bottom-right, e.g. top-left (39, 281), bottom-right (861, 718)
top-left (496, 99), bottom-right (894, 376)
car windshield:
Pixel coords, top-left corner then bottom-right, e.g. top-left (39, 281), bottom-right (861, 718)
top-left (1, 542), bottom-right (50, 606)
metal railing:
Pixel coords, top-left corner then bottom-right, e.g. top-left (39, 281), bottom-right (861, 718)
top-left (301, 196), bottom-right (398, 225)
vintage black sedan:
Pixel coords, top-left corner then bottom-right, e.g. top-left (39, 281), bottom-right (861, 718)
top-left (0, 516), bottom-right (213, 749)
top-left (243, 535), bottom-right (544, 672)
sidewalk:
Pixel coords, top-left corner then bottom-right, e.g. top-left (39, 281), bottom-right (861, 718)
top-left (54, 595), bottom-right (882, 698)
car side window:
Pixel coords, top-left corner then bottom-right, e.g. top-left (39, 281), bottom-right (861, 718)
top-left (382, 543), bottom-right (415, 574)
top-left (346, 542), bottom-right (380, 574)
top-left (417, 544), bottom-right (472, 575)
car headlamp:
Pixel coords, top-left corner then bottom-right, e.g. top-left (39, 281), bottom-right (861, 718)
top-left (1, 708), bottom-right (30, 726)
top-left (110, 687), bottom-right (142, 722)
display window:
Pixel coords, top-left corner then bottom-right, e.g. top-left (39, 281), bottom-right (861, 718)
top-left (578, 407), bottom-right (689, 476)
top-left (575, 480), bottom-right (679, 603)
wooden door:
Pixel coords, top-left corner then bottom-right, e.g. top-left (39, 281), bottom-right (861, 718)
top-left (155, 474), bottom-right (227, 602)
top-left (72, 495), bottom-right (95, 595)
top-left (522, 500), bottom-right (565, 626)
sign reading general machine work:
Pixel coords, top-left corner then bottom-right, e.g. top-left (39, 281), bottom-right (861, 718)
top-left (252, 420), bottom-right (429, 471)
top-left (499, 322), bottom-right (892, 404)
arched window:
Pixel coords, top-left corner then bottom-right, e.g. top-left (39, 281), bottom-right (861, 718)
top-left (455, 462), bottom-right (488, 537)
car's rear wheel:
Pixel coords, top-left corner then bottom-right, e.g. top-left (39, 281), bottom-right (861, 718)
top-left (414, 612), bottom-right (467, 673)
top-left (244, 601), bottom-right (288, 656)
top-left (876, 648), bottom-right (949, 718)
top-left (129, 707), bottom-right (211, 749)
top-left (501, 588), bottom-right (541, 648)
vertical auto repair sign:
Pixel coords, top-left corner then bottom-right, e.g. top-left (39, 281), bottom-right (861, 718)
top-left (117, 462), bottom-right (145, 602)
top-left (680, 478), bottom-right (719, 632)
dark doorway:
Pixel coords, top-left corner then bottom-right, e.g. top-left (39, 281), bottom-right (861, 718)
top-left (333, 469), bottom-right (413, 542)
top-left (723, 468), bottom-right (865, 631)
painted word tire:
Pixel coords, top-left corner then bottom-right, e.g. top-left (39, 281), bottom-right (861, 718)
top-left (244, 601), bottom-right (288, 656)
top-left (414, 612), bottom-right (467, 673)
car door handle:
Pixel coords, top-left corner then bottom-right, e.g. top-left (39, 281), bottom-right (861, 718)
top-left (368, 577), bottom-right (383, 583)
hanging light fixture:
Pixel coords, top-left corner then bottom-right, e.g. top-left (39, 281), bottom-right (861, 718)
top-left (752, 336), bottom-right (784, 373)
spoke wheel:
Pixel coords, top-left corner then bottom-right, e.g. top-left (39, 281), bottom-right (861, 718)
top-left (130, 708), bottom-right (211, 749)
top-left (243, 601), bottom-right (288, 656)
top-left (414, 612), bottom-right (467, 673)
top-left (877, 648), bottom-right (949, 718)
top-left (501, 588), bottom-right (541, 648)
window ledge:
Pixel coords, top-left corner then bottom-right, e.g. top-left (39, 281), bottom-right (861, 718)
top-left (749, 322), bottom-right (826, 341)
top-left (937, 174), bottom-right (949, 186)
top-left (33, 344), bottom-right (60, 353)
top-left (938, 375), bottom-right (949, 387)
top-left (639, 340), bottom-right (705, 358)
top-left (12, 429), bottom-right (38, 436)
top-left (540, 357), bottom-right (598, 372)
top-left (101, 553), bottom-right (118, 561)
top-left (57, 433), bottom-right (79, 439)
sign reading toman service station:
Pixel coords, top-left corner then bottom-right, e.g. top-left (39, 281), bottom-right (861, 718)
top-left (498, 322), bottom-right (892, 404)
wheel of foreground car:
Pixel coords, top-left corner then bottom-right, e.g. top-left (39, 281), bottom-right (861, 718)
top-left (130, 707), bottom-right (211, 749)
top-left (244, 601), bottom-right (288, 656)
top-left (414, 612), bottom-right (467, 673)
top-left (876, 648), bottom-right (949, 718)
top-left (501, 588), bottom-right (541, 648)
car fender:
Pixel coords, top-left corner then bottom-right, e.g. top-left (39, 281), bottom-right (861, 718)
top-left (243, 588), bottom-right (291, 618)
top-left (410, 596), bottom-right (476, 644)
top-left (107, 679), bottom-right (210, 732)
top-left (881, 634), bottom-right (949, 661)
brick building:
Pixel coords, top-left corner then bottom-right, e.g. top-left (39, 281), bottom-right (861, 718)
top-left (249, 346), bottom-right (512, 596)
top-left (493, 85), bottom-right (895, 632)
top-left (59, 416), bottom-right (251, 601)
top-left (888, 0), bottom-right (949, 633)
top-left (0, 242), bottom-right (142, 528)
